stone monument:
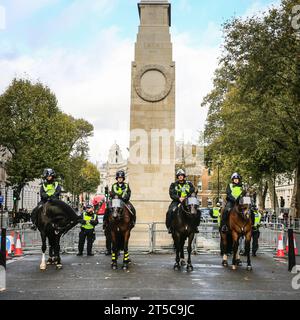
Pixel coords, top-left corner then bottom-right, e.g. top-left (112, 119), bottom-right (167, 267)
top-left (128, 0), bottom-right (175, 223)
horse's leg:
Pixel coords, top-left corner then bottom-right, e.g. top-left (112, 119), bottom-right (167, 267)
top-left (122, 230), bottom-right (130, 270)
top-left (55, 234), bottom-right (62, 270)
top-left (111, 230), bottom-right (118, 270)
top-left (180, 245), bottom-right (186, 266)
top-left (47, 245), bottom-right (54, 265)
top-left (231, 231), bottom-right (239, 270)
top-left (40, 232), bottom-right (47, 271)
top-left (221, 232), bottom-right (228, 267)
top-left (187, 233), bottom-right (195, 271)
top-left (173, 233), bottom-right (181, 271)
top-left (245, 230), bottom-right (252, 271)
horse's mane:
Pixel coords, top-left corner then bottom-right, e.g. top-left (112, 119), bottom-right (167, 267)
top-left (36, 200), bottom-right (80, 236)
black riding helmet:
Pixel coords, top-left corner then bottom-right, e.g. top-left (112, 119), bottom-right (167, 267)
top-left (231, 172), bottom-right (242, 182)
top-left (43, 168), bottom-right (56, 179)
top-left (116, 170), bottom-right (125, 180)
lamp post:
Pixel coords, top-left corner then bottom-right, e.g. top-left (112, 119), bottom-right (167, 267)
top-left (216, 160), bottom-right (221, 203)
top-left (272, 152), bottom-right (277, 214)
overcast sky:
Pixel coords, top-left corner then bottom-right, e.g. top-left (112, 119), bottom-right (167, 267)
top-left (0, 0), bottom-right (280, 164)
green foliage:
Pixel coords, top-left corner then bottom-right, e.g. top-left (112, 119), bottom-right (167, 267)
top-left (0, 78), bottom-right (94, 199)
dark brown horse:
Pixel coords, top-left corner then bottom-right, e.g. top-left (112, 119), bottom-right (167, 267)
top-left (170, 194), bottom-right (200, 272)
top-left (32, 199), bottom-right (80, 270)
top-left (220, 196), bottom-right (253, 271)
top-left (108, 197), bottom-right (135, 270)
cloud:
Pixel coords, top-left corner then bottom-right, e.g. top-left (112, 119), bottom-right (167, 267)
top-left (242, 0), bottom-right (281, 19)
top-left (2, 0), bottom-right (281, 165)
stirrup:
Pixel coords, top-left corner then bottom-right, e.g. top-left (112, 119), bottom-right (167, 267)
top-left (221, 225), bottom-right (228, 233)
top-left (168, 227), bottom-right (172, 234)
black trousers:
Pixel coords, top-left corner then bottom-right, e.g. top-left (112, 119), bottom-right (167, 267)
top-left (78, 228), bottom-right (95, 254)
top-left (252, 229), bottom-right (260, 254)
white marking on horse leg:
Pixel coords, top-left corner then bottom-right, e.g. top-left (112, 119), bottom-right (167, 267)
top-left (40, 253), bottom-right (47, 270)
top-left (223, 254), bottom-right (228, 261)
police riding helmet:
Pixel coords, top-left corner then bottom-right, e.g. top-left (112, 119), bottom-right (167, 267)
top-left (176, 169), bottom-right (186, 178)
top-left (231, 172), bottom-right (241, 181)
top-left (43, 168), bottom-right (56, 179)
top-left (116, 170), bottom-right (125, 180)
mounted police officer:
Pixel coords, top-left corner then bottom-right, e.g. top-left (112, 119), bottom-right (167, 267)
top-left (77, 204), bottom-right (99, 256)
top-left (166, 169), bottom-right (199, 234)
top-left (220, 172), bottom-right (246, 233)
top-left (31, 168), bottom-right (61, 230)
top-left (103, 170), bottom-right (136, 231)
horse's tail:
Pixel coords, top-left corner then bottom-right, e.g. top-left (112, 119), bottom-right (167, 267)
top-left (116, 232), bottom-right (125, 251)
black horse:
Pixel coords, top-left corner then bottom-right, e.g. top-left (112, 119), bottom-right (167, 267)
top-left (31, 199), bottom-right (80, 270)
top-left (170, 194), bottom-right (200, 271)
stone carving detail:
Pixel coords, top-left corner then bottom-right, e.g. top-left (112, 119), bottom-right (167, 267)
top-left (135, 64), bottom-right (173, 102)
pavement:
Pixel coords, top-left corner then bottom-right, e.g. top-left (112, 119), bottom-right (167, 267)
top-left (0, 252), bottom-right (299, 300)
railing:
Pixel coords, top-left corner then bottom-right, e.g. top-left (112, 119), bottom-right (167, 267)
top-left (5, 221), bottom-right (289, 255)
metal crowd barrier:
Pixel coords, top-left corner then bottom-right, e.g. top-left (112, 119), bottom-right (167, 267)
top-left (6, 221), bottom-right (287, 255)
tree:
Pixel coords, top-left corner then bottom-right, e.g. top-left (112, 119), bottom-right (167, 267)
top-left (64, 157), bottom-right (100, 204)
top-left (202, 0), bottom-right (300, 215)
top-left (0, 78), bottom-right (93, 210)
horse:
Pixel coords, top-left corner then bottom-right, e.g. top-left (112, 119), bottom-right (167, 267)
top-left (220, 195), bottom-right (253, 271)
top-left (170, 194), bottom-right (200, 271)
top-left (108, 197), bottom-right (135, 270)
top-left (31, 199), bottom-right (80, 271)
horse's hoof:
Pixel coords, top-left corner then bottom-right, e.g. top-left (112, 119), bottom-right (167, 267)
top-left (56, 264), bottom-right (63, 270)
top-left (236, 259), bottom-right (242, 267)
top-left (122, 265), bottom-right (128, 271)
top-left (222, 260), bottom-right (228, 267)
top-left (187, 265), bottom-right (194, 272)
top-left (180, 260), bottom-right (186, 266)
top-left (232, 265), bottom-right (237, 270)
top-left (247, 265), bottom-right (253, 271)
top-left (111, 264), bottom-right (117, 270)
top-left (173, 264), bottom-right (180, 271)
top-left (40, 265), bottom-right (47, 271)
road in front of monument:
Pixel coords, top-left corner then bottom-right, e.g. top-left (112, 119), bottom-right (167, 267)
top-left (1, 252), bottom-right (299, 300)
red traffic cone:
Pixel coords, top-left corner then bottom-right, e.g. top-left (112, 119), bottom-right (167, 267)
top-left (276, 233), bottom-right (285, 257)
top-left (10, 231), bottom-right (15, 254)
top-left (6, 249), bottom-right (11, 260)
top-left (294, 235), bottom-right (298, 255)
top-left (285, 236), bottom-right (289, 253)
top-left (14, 232), bottom-right (24, 257)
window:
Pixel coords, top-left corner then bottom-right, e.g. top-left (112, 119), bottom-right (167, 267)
top-left (197, 181), bottom-right (202, 191)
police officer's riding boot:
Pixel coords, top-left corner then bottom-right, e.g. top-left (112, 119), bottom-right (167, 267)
top-left (220, 209), bottom-right (229, 233)
top-left (31, 212), bottom-right (37, 230)
top-left (166, 210), bottom-right (172, 234)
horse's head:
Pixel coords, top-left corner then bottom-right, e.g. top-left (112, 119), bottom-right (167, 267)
top-left (182, 193), bottom-right (200, 215)
top-left (111, 197), bottom-right (124, 220)
top-left (237, 196), bottom-right (252, 219)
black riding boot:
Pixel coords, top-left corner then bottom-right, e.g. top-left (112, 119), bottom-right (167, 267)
top-left (220, 208), bottom-right (230, 233)
top-left (103, 209), bottom-right (109, 230)
top-left (166, 210), bottom-right (173, 234)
